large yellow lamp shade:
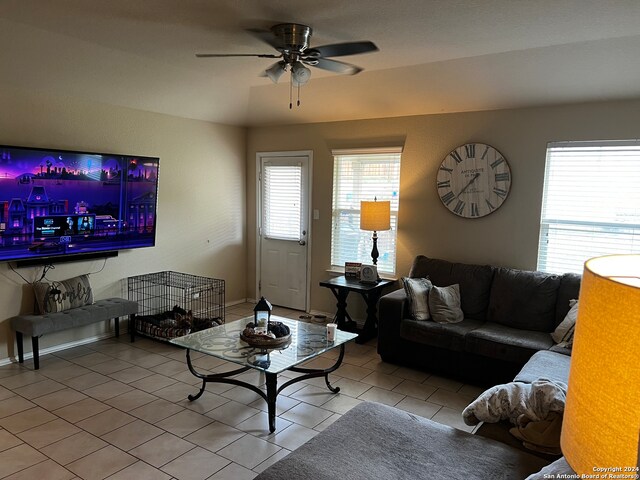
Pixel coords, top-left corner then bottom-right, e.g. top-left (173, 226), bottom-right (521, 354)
top-left (561, 254), bottom-right (640, 474)
top-left (360, 201), bottom-right (390, 232)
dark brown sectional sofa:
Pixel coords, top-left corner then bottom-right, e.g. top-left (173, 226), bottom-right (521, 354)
top-left (378, 255), bottom-right (579, 385)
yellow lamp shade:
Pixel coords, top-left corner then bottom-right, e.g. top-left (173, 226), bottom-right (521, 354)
top-left (561, 254), bottom-right (640, 474)
top-left (360, 201), bottom-right (391, 231)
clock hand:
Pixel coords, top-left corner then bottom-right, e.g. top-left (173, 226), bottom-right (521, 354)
top-left (456, 172), bottom-right (481, 198)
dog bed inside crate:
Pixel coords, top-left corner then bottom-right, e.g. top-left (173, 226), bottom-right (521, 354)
top-left (134, 305), bottom-right (222, 341)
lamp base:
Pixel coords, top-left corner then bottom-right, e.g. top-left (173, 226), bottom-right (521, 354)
top-left (370, 231), bottom-right (379, 265)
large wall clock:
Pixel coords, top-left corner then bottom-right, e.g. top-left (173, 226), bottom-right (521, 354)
top-left (436, 143), bottom-right (512, 218)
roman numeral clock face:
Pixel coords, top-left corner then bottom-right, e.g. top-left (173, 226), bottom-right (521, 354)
top-left (436, 143), bottom-right (511, 218)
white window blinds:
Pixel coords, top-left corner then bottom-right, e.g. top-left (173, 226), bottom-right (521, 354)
top-left (262, 162), bottom-right (302, 241)
top-left (537, 140), bottom-right (640, 274)
top-left (331, 148), bottom-right (401, 274)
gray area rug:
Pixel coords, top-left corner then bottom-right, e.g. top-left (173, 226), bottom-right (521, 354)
top-left (255, 402), bottom-right (549, 480)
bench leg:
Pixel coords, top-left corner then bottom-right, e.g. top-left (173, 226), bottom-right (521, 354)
top-left (129, 314), bottom-right (136, 343)
top-left (114, 317), bottom-right (120, 338)
top-left (16, 332), bottom-right (24, 363)
top-left (32, 337), bottom-right (40, 370)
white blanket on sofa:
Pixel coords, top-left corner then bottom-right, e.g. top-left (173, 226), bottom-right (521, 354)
top-left (462, 379), bottom-right (567, 427)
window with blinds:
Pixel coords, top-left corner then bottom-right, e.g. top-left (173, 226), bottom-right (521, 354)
top-left (331, 148), bottom-right (401, 274)
top-left (262, 162), bottom-right (302, 241)
top-left (537, 140), bottom-right (640, 274)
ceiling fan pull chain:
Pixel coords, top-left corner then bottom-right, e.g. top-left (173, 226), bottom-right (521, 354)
top-left (289, 75), bottom-right (293, 109)
top-left (297, 84), bottom-right (301, 107)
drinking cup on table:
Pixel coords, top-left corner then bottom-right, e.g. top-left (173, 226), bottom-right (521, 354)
top-left (326, 323), bottom-right (337, 342)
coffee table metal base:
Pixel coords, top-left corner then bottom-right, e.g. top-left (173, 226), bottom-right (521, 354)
top-left (184, 344), bottom-right (346, 432)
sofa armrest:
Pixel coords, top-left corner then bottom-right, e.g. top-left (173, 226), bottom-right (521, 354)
top-left (377, 288), bottom-right (408, 360)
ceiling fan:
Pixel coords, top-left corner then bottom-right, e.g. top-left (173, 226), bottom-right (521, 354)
top-left (196, 23), bottom-right (378, 108)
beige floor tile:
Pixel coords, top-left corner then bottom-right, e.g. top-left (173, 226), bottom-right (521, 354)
top-left (458, 383), bottom-right (485, 398)
top-left (208, 462), bottom-right (256, 480)
top-left (106, 460), bottom-right (171, 480)
top-left (41, 364), bottom-right (93, 382)
top-left (360, 371), bottom-right (404, 390)
top-left (206, 400), bottom-right (261, 427)
top-left (129, 398), bottom-right (184, 424)
top-left (332, 377), bottom-right (372, 397)
top-left (67, 445), bottom-right (137, 480)
top-left (320, 394), bottom-right (363, 415)
top-left (0, 364), bottom-right (32, 379)
top-left (392, 379), bottom-right (438, 400)
top-left (127, 352), bottom-right (170, 369)
top-left (41, 431), bottom-right (107, 465)
top-left (253, 448), bottom-right (290, 474)
top-left (62, 372), bottom-right (112, 391)
top-left (0, 385), bottom-right (14, 401)
top-left (161, 446), bottom-right (230, 479)
top-left (280, 402), bottom-right (333, 429)
top-left (54, 346), bottom-right (95, 360)
top-left (360, 357), bottom-right (400, 374)
top-left (184, 421), bottom-right (245, 452)
top-left (394, 397), bottom-right (442, 419)
top-left (313, 413), bottom-right (342, 432)
top-left (268, 423), bottom-right (318, 451)
top-left (431, 406), bottom-right (475, 433)
top-left (83, 380), bottom-right (134, 401)
top-left (104, 389), bottom-right (157, 411)
top-left (220, 385), bottom-right (265, 405)
top-left (235, 411), bottom-right (292, 438)
top-left (0, 396), bottom-right (37, 419)
top-left (333, 363), bottom-right (372, 381)
top-left (12, 379), bottom-right (66, 399)
top-left (191, 355), bottom-right (230, 371)
top-left (299, 356), bottom-right (338, 370)
top-left (88, 359), bottom-right (134, 376)
top-left (358, 386), bottom-right (405, 406)
top-left (0, 406), bottom-right (57, 433)
top-left (423, 374), bottom-right (464, 392)
top-left (31, 388), bottom-right (87, 411)
top-left (76, 408), bottom-right (136, 436)
top-left (153, 382), bottom-right (199, 403)
top-left (17, 418), bottom-right (81, 449)
top-left (0, 371), bottom-right (46, 390)
top-left (154, 409), bottom-right (213, 437)
top-left (101, 419), bottom-right (164, 451)
top-left (150, 359), bottom-right (189, 376)
top-left (3, 458), bottom-right (74, 480)
top-left (71, 352), bottom-right (113, 368)
top-left (54, 397), bottom-right (110, 423)
top-left (0, 428), bottom-right (23, 452)
top-left (128, 432), bottom-right (194, 467)
top-left (427, 388), bottom-right (475, 410)
top-left (0, 444), bottom-right (48, 477)
top-left (392, 366), bottom-right (431, 383)
top-left (248, 394), bottom-right (299, 416)
top-left (289, 384), bottom-right (336, 407)
top-left (128, 373), bottom-right (177, 393)
top-left (108, 366), bottom-right (154, 384)
top-left (217, 434), bottom-right (282, 469)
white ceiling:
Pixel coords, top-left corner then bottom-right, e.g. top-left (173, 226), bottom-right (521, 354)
top-left (2, 0), bottom-right (640, 127)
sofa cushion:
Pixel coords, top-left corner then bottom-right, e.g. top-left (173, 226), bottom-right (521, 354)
top-left (400, 318), bottom-right (484, 351)
top-left (409, 256), bottom-right (494, 321)
top-left (465, 322), bottom-right (555, 364)
top-left (487, 268), bottom-right (561, 332)
top-left (514, 350), bottom-right (571, 385)
top-left (554, 273), bottom-right (581, 327)
top-left (403, 277), bottom-right (432, 320)
top-left (551, 300), bottom-right (578, 348)
top-left (428, 284), bottom-right (464, 324)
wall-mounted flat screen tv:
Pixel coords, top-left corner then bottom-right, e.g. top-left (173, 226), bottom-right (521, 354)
top-left (0, 145), bottom-right (159, 264)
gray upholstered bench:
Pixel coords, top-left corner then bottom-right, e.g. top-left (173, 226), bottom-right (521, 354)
top-left (10, 298), bottom-right (138, 369)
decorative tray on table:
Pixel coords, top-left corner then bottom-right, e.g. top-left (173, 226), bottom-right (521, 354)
top-left (240, 321), bottom-right (291, 348)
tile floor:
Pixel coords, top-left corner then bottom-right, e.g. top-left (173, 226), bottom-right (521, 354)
top-left (0, 303), bottom-right (485, 479)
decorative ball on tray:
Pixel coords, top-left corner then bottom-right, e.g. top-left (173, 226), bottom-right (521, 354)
top-left (240, 321), bottom-right (291, 348)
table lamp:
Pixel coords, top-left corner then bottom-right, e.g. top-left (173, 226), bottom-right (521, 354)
top-left (360, 199), bottom-right (391, 265)
top-left (561, 254), bottom-right (640, 474)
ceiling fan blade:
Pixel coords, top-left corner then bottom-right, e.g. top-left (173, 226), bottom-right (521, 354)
top-left (195, 53), bottom-right (280, 58)
top-left (247, 28), bottom-right (282, 50)
top-left (310, 58), bottom-right (362, 75)
top-left (305, 41), bottom-right (378, 58)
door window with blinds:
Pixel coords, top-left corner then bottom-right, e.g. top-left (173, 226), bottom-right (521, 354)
top-left (262, 162), bottom-right (302, 240)
top-left (331, 148), bottom-right (401, 274)
top-left (537, 140), bottom-right (640, 274)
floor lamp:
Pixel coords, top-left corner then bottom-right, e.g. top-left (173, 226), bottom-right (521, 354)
top-left (561, 254), bottom-right (640, 473)
top-left (360, 200), bottom-right (390, 266)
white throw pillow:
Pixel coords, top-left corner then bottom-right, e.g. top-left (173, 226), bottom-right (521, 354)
top-left (428, 284), bottom-right (464, 324)
top-left (551, 299), bottom-right (578, 347)
top-left (402, 277), bottom-right (432, 321)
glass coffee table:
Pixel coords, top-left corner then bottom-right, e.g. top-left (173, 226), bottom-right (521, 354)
top-left (170, 316), bottom-right (358, 432)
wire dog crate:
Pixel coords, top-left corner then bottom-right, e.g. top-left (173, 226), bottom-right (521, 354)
top-left (127, 271), bottom-right (225, 341)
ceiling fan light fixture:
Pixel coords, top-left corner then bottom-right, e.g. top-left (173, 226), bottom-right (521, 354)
top-left (291, 62), bottom-right (311, 86)
top-left (266, 62), bottom-right (286, 83)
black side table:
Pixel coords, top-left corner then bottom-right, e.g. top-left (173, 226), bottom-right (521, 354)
top-left (319, 275), bottom-right (395, 344)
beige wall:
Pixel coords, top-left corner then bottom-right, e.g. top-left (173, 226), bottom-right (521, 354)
top-left (0, 86), bottom-right (247, 363)
top-left (247, 99), bottom-right (640, 316)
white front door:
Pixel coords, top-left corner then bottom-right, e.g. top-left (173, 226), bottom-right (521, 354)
top-left (257, 152), bottom-right (311, 311)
